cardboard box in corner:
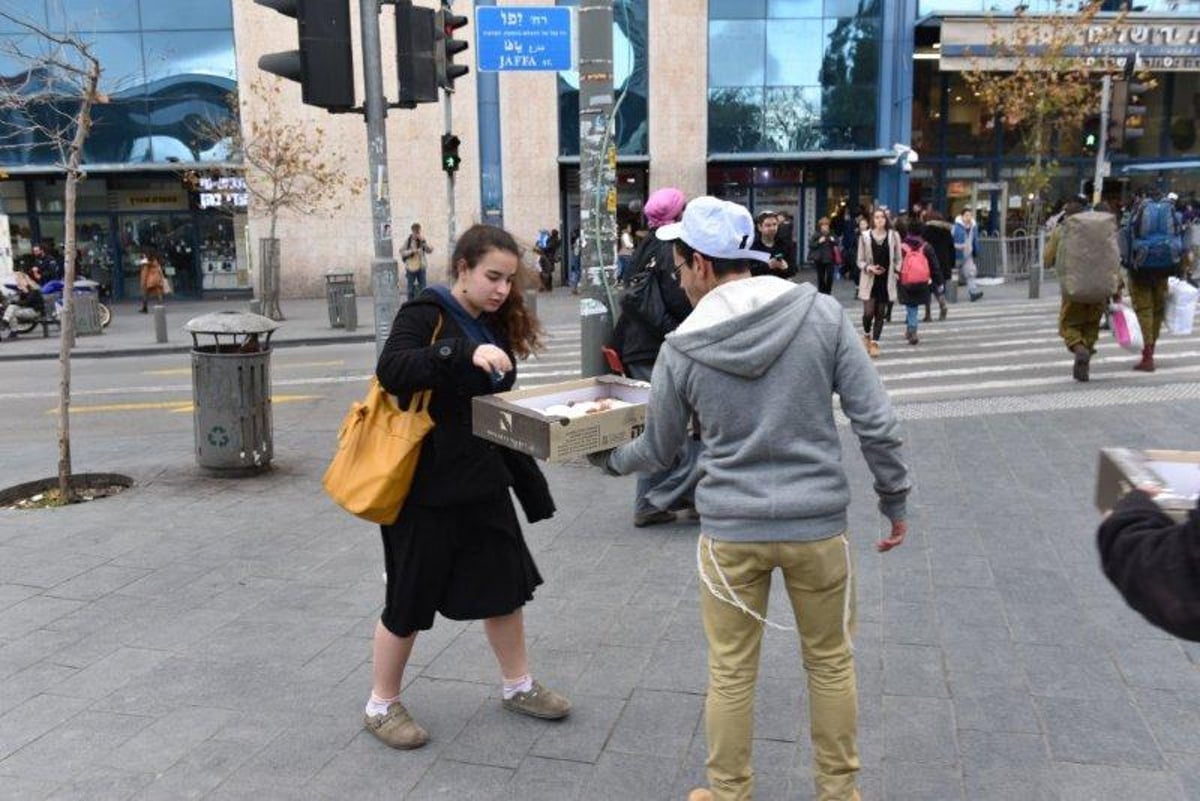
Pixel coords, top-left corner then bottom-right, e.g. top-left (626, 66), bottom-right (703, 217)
top-left (473, 376), bottom-right (650, 462)
top-left (1096, 448), bottom-right (1200, 522)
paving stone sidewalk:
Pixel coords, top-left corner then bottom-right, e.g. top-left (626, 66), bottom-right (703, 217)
top-left (3, 282), bottom-right (1200, 800)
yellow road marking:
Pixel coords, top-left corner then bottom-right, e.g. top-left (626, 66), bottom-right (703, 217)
top-left (143, 360), bottom-right (345, 376)
top-left (51, 394), bottom-right (323, 415)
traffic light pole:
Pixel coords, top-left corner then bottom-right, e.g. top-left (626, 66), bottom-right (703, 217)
top-left (577, 0), bottom-right (616, 378)
top-left (1092, 74), bottom-right (1112, 208)
top-left (442, 4), bottom-right (456, 258)
top-left (360, 0), bottom-right (402, 359)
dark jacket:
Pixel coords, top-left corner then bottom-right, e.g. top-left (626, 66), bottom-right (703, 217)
top-left (808, 232), bottom-right (838, 267)
top-left (921, 220), bottom-right (956, 284)
top-left (612, 237), bottom-right (692, 368)
top-left (1097, 490), bottom-right (1200, 642)
top-left (375, 291), bottom-right (554, 521)
top-left (749, 235), bottom-right (797, 278)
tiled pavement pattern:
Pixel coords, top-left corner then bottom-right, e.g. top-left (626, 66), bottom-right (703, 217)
top-left (2, 279), bottom-right (1200, 799)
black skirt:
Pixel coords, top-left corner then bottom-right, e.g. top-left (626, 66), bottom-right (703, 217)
top-left (379, 492), bottom-right (543, 637)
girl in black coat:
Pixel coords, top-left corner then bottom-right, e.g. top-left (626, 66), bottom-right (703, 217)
top-left (365, 225), bottom-right (570, 751)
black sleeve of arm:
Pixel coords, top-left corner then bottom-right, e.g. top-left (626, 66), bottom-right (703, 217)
top-left (924, 243), bottom-right (941, 279)
top-left (658, 270), bottom-right (693, 332)
top-left (375, 305), bottom-right (477, 395)
top-left (1097, 491), bottom-right (1200, 642)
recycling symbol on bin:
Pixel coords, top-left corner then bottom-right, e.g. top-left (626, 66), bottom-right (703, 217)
top-left (207, 426), bottom-right (230, 448)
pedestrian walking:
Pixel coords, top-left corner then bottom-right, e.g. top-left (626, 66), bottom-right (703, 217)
top-left (590, 196), bottom-right (910, 801)
top-left (808, 216), bottom-right (838, 295)
top-left (857, 208), bottom-right (900, 358)
top-left (568, 229), bottom-right (582, 294)
top-left (953, 208), bottom-right (983, 302)
top-left (400, 222), bottom-right (433, 301)
top-left (138, 253), bottom-right (167, 313)
top-left (365, 224), bottom-right (570, 751)
top-left (609, 186), bottom-right (700, 527)
top-left (750, 210), bottom-right (796, 279)
top-left (920, 210), bottom-right (954, 321)
top-left (1047, 201), bottom-right (1121, 382)
top-left (1124, 191), bottom-right (1184, 372)
top-left (617, 222), bottom-right (636, 283)
top-left (894, 219), bottom-right (936, 346)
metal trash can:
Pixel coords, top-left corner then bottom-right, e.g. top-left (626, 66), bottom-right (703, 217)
top-left (73, 294), bottom-right (103, 336)
top-left (338, 290), bottom-right (357, 332)
top-left (185, 311), bottom-right (280, 474)
top-left (325, 271), bottom-right (356, 328)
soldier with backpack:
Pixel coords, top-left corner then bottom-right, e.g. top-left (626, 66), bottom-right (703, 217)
top-left (1124, 191), bottom-right (1184, 372)
top-left (894, 219), bottom-right (936, 346)
top-left (1047, 201), bottom-right (1121, 382)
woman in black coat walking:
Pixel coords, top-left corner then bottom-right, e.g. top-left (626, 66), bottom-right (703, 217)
top-left (365, 225), bottom-right (571, 751)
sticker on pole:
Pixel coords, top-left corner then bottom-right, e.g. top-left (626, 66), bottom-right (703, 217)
top-left (580, 298), bottom-right (607, 317)
top-left (476, 6), bottom-right (573, 72)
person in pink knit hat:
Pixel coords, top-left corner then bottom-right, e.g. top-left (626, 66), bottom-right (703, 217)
top-left (611, 187), bottom-right (700, 527)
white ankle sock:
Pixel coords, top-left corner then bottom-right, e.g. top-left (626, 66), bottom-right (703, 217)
top-left (502, 674), bottom-right (533, 699)
top-left (366, 693), bottom-right (398, 717)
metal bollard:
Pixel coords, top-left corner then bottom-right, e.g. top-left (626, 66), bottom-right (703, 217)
top-left (153, 305), bottom-right (168, 343)
top-left (340, 291), bottom-right (357, 332)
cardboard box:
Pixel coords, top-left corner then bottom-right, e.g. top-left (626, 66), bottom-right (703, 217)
top-left (473, 376), bottom-right (650, 461)
top-left (1096, 448), bottom-right (1200, 521)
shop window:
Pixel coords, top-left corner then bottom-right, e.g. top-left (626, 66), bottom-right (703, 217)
top-left (1168, 73), bottom-right (1200, 158)
top-left (709, 2), bottom-right (880, 154)
top-left (557, 0), bottom-right (648, 157)
top-left (0, 180), bottom-right (28, 213)
top-left (911, 61), bottom-right (940, 156)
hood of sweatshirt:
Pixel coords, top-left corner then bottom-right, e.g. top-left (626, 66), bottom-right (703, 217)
top-left (665, 276), bottom-right (816, 380)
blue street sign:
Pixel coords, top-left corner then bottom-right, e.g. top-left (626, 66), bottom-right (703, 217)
top-left (475, 6), bottom-right (573, 72)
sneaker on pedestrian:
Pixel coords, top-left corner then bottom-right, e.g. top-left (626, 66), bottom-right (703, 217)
top-left (1072, 344), bottom-right (1090, 382)
top-left (969, 290), bottom-right (984, 302)
top-left (938, 299), bottom-right (948, 320)
top-left (501, 680), bottom-right (571, 720)
top-left (364, 701), bottom-right (429, 749)
top-left (867, 340), bottom-right (880, 358)
top-left (634, 508), bottom-right (676, 527)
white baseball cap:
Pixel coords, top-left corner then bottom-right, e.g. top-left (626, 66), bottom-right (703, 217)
top-left (656, 196), bottom-right (770, 263)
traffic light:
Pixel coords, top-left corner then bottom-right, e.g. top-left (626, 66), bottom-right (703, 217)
top-left (395, 0), bottom-right (438, 106)
top-left (1107, 79), bottom-right (1128, 152)
top-left (1124, 81), bottom-right (1151, 143)
top-left (435, 3), bottom-right (470, 91)
top-left (441, 133), bottom-right (461, 173)
top-left (256, 0), bottom-right (355, 112)
top-left (1081, 114), bottom-right (1099, 155)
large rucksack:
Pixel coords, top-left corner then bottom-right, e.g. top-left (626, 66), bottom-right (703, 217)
top-left (899, 242), bottom-right (931, 286)
top-left (1057, 211), bottom-right (1121, 303)
top-left (1127, 199), bottom-right (1182, 272)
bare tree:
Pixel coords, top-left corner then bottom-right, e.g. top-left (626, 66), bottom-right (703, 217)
top-left (0, 11), bottom-right (104, 503)
top-left (961, 1), bottom-right (1131, 226)
top-left (193, 76), bottom-right (363, 321)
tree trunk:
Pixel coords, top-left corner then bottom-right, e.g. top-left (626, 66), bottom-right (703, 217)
top-left (261, 212), bottom-right (283, 321)
top-left (56, 62), bottom-right (99, 503)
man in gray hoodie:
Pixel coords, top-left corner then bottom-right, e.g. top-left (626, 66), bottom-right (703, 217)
top-left (593, 197), bottom-right (910, 801)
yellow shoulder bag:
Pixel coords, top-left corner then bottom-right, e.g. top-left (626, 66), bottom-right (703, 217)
top-left (322, 316), bottom-right (443, 524)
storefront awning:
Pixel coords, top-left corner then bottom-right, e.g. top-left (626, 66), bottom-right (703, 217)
top-left (1119, 160), bottom-right (1200, 175)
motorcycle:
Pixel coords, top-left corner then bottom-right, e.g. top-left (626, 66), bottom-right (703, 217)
top-left (1, 277), bottom-right (112, 335)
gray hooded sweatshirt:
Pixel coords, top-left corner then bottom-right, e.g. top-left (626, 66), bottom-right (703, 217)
top-left (609, 276), bottom-right (910, 543)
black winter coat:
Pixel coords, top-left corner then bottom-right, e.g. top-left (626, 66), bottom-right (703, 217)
top-left (375, 292), bottom-right (555, 521)
top-left (749, 235), bottom-right (797, 278)
top-left (808, 233), bottom-right (838, 267)
top-left (920, 221), bottom-right (956, 284)
top-left (1097, 490), bottom-right (1200, 641)
top-left (612, 237), bottom-right (692, 368)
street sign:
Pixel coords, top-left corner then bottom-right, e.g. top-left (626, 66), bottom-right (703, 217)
top-left (475, 6), bottom-right (572, 72)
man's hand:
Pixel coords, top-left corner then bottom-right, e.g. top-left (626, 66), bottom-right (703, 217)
top-left (769, 258), bottom-right (786, 272)
top-left (586, 449), bottom-right (615, 471)
top-left (472, 344), bottom-right (512, 377)
top-left (876, 519), bottom-right (907, 552)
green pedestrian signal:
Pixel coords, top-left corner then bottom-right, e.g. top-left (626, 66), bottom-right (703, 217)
top-left (442, 133), bottom-right (461, 173)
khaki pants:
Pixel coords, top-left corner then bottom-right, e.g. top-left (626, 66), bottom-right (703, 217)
top-left (698, 533), bottom-right (859, 801)
top-left (1129, 273), bottom-right (1169, 346)
top-left (1059, 298), bottom-right (1106, 353)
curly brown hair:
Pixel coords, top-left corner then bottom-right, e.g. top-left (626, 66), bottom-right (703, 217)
top-left (449, 224), bottom-right (544, 359)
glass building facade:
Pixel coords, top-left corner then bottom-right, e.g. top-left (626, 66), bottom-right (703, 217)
top-left (0, 1), bottom-right (242, 299)
top-left (708, 0), bottom-right (882, 154)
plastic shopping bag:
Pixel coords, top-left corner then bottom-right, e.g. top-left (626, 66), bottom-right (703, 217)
top-left (1110, 302), bottom-right (1144, 352)
top-left (1166, 277), bottom-right (1198, 335)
